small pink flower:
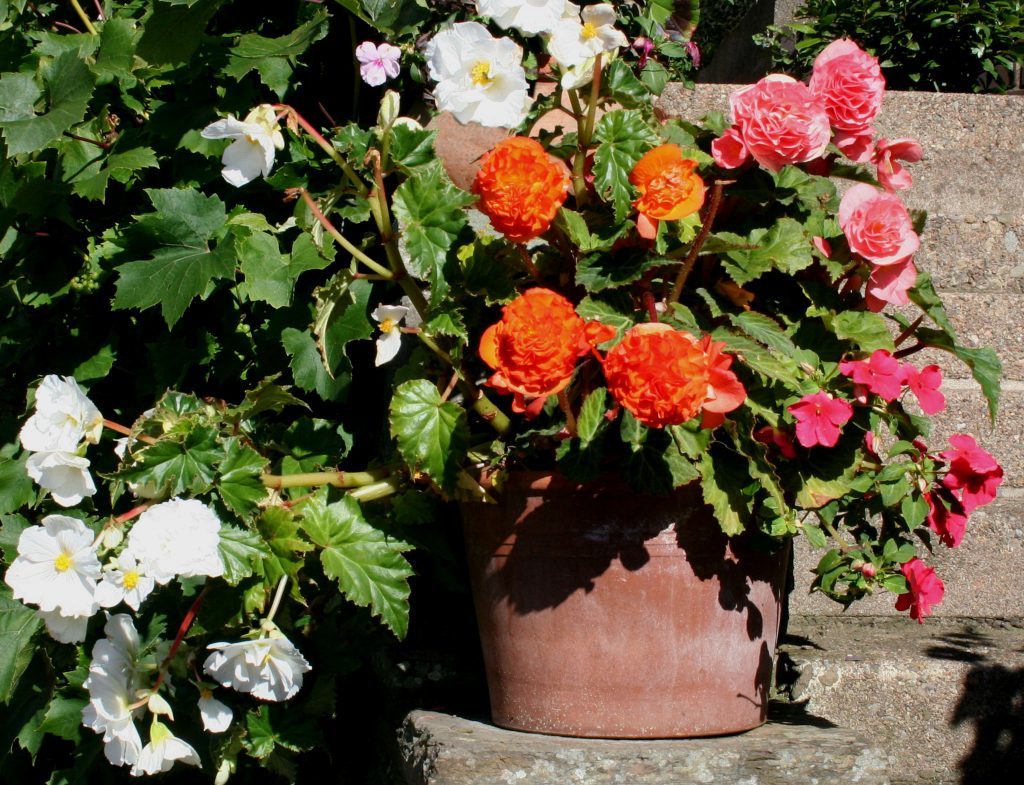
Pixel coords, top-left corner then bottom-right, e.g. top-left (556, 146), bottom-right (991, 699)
top-left (839, 183), bottom-right (919, 266)
top-left (632, 37), bottom-right (654, 69)
top-left (809, 39), bottom-right (886, 133)
top-left (894, 558), bottom-right (944, 623)
top-left (839, 349), bottom-right (902, 401)
top-left (865, 256), bottom-right (917, 311)
top-left (754, 426), bottom-right (798, 459)
top-left (833, 127), bottom-right (875, 163)
top-left (726, 75), bottom-right (831, 172)
top-left (901, 364), bottom-right (945, 415)
top-left (925, 491), bottom-right (968, 548)
top-left (711, 127), bottom-right (749, 169)
top-left (872, 138), bottom-right (923, 192)
top-left (685, 41), bottom-right (701, 68)
top-left (940, 434), bottom-right (1003, 514)
top-left (788, 392), bottom-right (853, 448)
top-left (356, 41), bottom-right (401, 87)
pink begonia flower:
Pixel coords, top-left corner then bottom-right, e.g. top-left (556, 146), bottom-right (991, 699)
top-left (356, 41), bottom-right (401, 87)
top-left (839, 349), bottom-right (902, 401)
top-left (711, 126), bottom-right (750, 169)
top-left (808, 39), bottom-right (885, 132)
top-left (724, 75), bottom-right (831, 172)
top-left (925, 491), bottom-right (968, 549)
top-left (839, 183), bottom-right (919, 265)
top-left (940, 434), bottom-right (1003, 514)
top-left (900, 363), bottom-right (946, 415)
top-left (872, 138), bottom-right (923, 192)
top-left (864, 256), bottom-right (917, 311)
top-left (754, 426), bottom-right (798, 459)
top-left (787, 392), bottom-right (853, 448)
top-left (894, 558), bottom-right (945, 623)
top-left (833, 127), bottom-right (874, 163)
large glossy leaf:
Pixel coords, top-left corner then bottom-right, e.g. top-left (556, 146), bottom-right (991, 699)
top-left (389, 379), bottom-right (468, 491)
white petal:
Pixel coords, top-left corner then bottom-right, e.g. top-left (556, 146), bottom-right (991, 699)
top-left (199, 695), bottom-right (233, 733)
top-left (220, 138), bottom-right (266, 186)
top-left (371, 304), bottom-right (409, 324)
top-left (375, 330), bottom-right (403, 366)
top-left (37, 609), bottom-right (90, 643)
top-left (200, 116), bottom-right (248, 140)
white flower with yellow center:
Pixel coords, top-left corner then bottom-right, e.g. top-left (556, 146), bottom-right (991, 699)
top-left (95, 552), bottom-right (156, 612)
top-left (83, 615), bottom-right (146, 768)
top-left (425, 22), bottom-right (530, 129)
top-left (25, 449), bottom-right (97, 507)
top-left (204, 627), bottom-right (312, 702)
top-left (371, 303), bottom-right (422, 366)
top-left (125, 498), bottom-right (224, 585)
top-left (130, 719), bottom-right (201, 776)
top-left (476, 0), bottom-right (568, 35)
top-left (5, 514), bottom-right (100, 618)
top-left (201, 104), bottom-right (285, 187)
top-left (548, 3), bottom-right (627, 86)
top-left (19, 374), bottom-right (103, 453)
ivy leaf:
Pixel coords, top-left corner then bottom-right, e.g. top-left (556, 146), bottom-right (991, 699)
top-left (320, 278), bottom-right (373, 375)
top-left (698, 450), bottom-right (751, 536)
top-left (115, 426), bottom-right (221, 497)
top-left (37, 695), bottom-right (88, 743)
top-left (0, 458), bottom-right (35, 516)
top-left (244, 705), bottom-right (320, 760)
top-left (217, 524), bottom-right (269, 586)
top-left (0, 51), bottom-right (94, 155)
top-left (136, 0), bottom-right (224, 66)
top-left (722, 218), bottom-right (813, 285)
top-left (224, 11), bottom-right (329, 96)
top-left (216, 438), bottom-right (270, 519)
top-left (389, 380), bottom-right (468, 491)
top-left (0, 588), bottom-right (41, 705)
top-left (592, 109), bottom-right (659, 222)
top-left (392, 163), bottom-right (474, 287)
top-left (113, 188), bottom-right (233, 327)
top-left (227, 377), bottom-right (309, 424)
top-left (301, 497), bottom-right (414, 639)
top-left (71, 146), bottom-right (158, 203)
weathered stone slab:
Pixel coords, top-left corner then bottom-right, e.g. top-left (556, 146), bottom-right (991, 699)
top-left (790, 496), bottom-right (1024, 619)
top-left (918, 213), bottom-right (1024, 293)
top-left (397, 709), bottom-right (891, 785)
top-left (781, 617), bottom-right (1024, 785)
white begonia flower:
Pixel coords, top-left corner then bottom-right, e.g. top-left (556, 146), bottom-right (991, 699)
top-left (130, 719), bottom-right (201, 777)
top-left (25, 449), bottom-right (97, 507)
top-left (19, 375), bottom-right (103, 453)
top-left (371, 304), bottom-right (411, 366)
top-left (476, 0), bottom-right (568, 35)
top-left (96, 552), bottom-right (156, 612)
top-left (198, 690), bottom-right (233, 733)
top-left (83, 615), bottom-right (146, 768)
top-left (201, 104), bottom-right (285, 187)
top-left (37, 608), bottom-right (91, 643)
top-left (5, 514), bottom-right (100, 617)
top-left (124, 498), bottom-right (224, 585)
top-left (425, 22), bottom-right (530, 129)
top-left (547, 4), bottom-right (628, 87)
top-left (204, 629), bottom-right (312, 702)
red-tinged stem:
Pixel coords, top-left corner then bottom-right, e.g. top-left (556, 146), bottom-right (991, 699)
top-left (668, 180), bottom-right (726, 305)
top-left (273, 104), bottom-right (367, 195)
top-left (518, 246), bottom-right (542, 280)
top-left (893, 342), bottom-right (927, 359)
top-left (63, 131), bottom-right (109, 149)
top-left (895, 315), bottom-right (925, 347)
top-left (114, 504), bottom-right (151, 524)
top-left (557, 391), bottom-right (578, 438)
top-left (152, 586), bottom-right (210, 693)
top-left (643, 290), bottom-right (659, 322)
top-left (103, 419), bottom-right (157, 445)
top-left (297, 188), bottom-right (393, 278)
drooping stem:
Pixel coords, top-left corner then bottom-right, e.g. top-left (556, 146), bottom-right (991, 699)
top-left (151, 586), bottom-right (210, 693)
top-left (103, 419), bottom-right (157, 445)
top-left (583, 54), bottom-right (603, 147)
top-left (276, 105), bottom-right (367, 195)
top-left (265, 576), bottom-right (289, 623)
top-left (298, 189), bottom-right (394, 279)
top-left (261, 468), bottom-right (391, 490)
top-left (668, 179), bottom-right (726, 304)
top-left (557, 391), bottom-right (577, 438)
top-left (817, 515), bottom-right (856, 555)
top-left (348, 476), bottom-right (405, 502)
top-left (69, 0), bottom-right (98, 34)
top-left (895, 315), bottom-right (924, 347)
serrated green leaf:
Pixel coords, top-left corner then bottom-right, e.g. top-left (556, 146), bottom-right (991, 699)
top-left (244, 705), bottom-right (319, 760)
top-left (624, 430), bottom-right (699, 495)
top-left (301, 497), bottom-right (413, 638)
top-left (37, 695), bottom-right (87, 742)
top-left (915, 327), bottom-right (1001, 423)
top-left (115, 426), bottom-right (221, 497)
top-left (390, 125), bottom-right (437, 171)
top-left (802, 522), bottom-right (828, 549)
top-left (729, 311), bottom-right (799, 357)
top-left (224, 11), bottom-right (328, 96)
top-left (229, 376), bottom-right (309, 423)
top-left (831, 311), bottom-right (896, 353)
top-left (722, 218), bottom-right (812, 285)
top-left (389, 380), bottom-right (468, 491)
top-left (136, 0), bottom-right (223, 66)
top-left (0, 458), bottom-right (34, 516)
top-left (576, 293), bottom-right (638, 337)
top-left (0, 588), bottom-right (41, 705)
top-left (217, 438), bottom-right (270, 519)
top-left (592, 109), bottom-right (659, 222)
top-left (236, 231), bottom-right (293, 308)
top-left (577, 388), bottom-right (608, 446)
top-left (604, 59), bottom-right (650, 108)
top-left (698, 451), bottom-right (750, 536)
top-left (281, 328), bottom-right (350, 403)
top-left (256, 507), bottom-right (312, 583)
top-left (217, 524), bottom-right (269, 586)
top-left (575, 251), bottom-right (667, 291)
top-left (0, 515), bottom-right (30, 563)
top-left (711, 329), bottom-right (803, 387)
top-left (320, 277), bottom-right (373, 375)
top-left (94, 18), bottom-right (139, 82)
top-left (908, 271), bottom-right (955, 335)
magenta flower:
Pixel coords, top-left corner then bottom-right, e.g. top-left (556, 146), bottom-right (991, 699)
top-left (894, 558), bottom-right (944, 623)
top-left (632, 37), bottom-right (654, 69)
top-left (900, 363), bottom-right (945, 415)
top-left (356, 41), bottom-right (401, 87)
top-left (839, 349), bottom-right (902, 401)
top-left (787, 392), bottom-right (853, 448)
top-left (940, 434), bottom-right (1003, 514)
top-left (925, 491), bottom-right (968, 549)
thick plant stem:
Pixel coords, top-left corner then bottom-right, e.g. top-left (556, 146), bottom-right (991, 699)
top-left (470, 392), bottom-right (511, 435)
top-left (583, 54), bottom-right (603, 146)
top-left (348, 476), bottom-right (405, 502)
top-left (265, 576), bottom-right (289, 623)
top-left (567, 89), bottom-right (590, 207)
top-left (103, 419), bottom-right (157, 445)
top-left (262, 468), bottom-right (391, 490)
top-left (557, 391), bottom-right (577, 438)
top-left (298, 189), bottom-right (394, 278)
top-left (69, 0), bottom-right (98, 34)
top-left (668, 179), bottom-right (725, 304)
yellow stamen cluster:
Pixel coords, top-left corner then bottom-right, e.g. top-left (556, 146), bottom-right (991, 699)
top-left (471, 61), bottom-right (493, 87)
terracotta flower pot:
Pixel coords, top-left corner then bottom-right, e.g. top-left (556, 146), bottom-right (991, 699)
top-left (460, 472), bottom-right (789, 738)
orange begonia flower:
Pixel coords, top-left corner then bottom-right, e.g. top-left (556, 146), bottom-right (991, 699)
top-left (602, 324), bottom-right (745, 429)
top-left (479, 288), bottom-right (612, 415)
top-left (629, 144), bottom-right (706, 239)
top-left (472, 137), bottom-right (571, 244)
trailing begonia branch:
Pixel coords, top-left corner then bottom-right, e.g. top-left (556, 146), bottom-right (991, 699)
top-left (298, 188), bottom-right (395, 279)
top-left (668, 179), bottom-right (726, 304)
top-left (103, 419), bottom-right (157, 444)
top-left (275, 104), bottom-right (368, 196)
top-left (261, 468), bottom-right (392, 490)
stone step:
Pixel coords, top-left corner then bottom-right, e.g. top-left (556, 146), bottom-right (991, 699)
top-left (397, 708), bottom-right (892, 785)
top-left (790, 496), bottom-right (1024, 619)
top-left (917, 214), bottom-right (1024, 293)
top-left (656, 86), bottom-right (1024, 216)
top-left (780, 616), bottom-right (1024, 785)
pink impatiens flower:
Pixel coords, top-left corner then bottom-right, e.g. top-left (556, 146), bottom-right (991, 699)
top-left (788, 392), bottom-right (853, 448)
top-left (940, 434), bottom-right (1003, 513)
top-left (839, 349), bottom-right (903, 402)
top-left (356, 41), bottom-right (401, 87)
top-left (925, 491), bottom-right (968, 549)
top-left (900, 363), bottom-right (946, 415)
top-left (894, 558), bottom-right (945, 623)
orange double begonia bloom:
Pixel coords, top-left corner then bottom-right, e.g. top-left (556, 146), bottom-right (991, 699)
top-left (629, 144), bottom-right (706, 239)
top-left (602, 324), bottom-right (746, 429)
top-left (479, 288), bottom-right (614, 415)
top-left (472, 137), bottom-right (571, 243)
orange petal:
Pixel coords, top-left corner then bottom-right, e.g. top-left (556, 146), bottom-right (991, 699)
top-left (630, 144), bottom-right (683, 188)
top-left (479, 323), bottom-right (500, 369)
top-left (636, 212), bottom-right (659, 239)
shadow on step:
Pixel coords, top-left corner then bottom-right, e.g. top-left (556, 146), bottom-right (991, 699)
top-left (926, 629), bottom-right (1024, 784)
top-left (767, 701), bottom-right (837, 730)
